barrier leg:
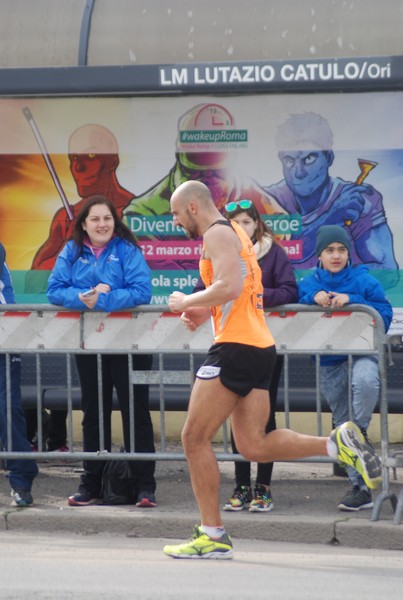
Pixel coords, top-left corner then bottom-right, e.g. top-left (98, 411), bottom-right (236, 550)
top-left (393, 489), bottom-right (403, 525)
top-left (371, 489), bottom-right (397, 522)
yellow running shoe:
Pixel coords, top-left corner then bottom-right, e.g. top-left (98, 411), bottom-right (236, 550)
top-left (330, 421), bottom-right (382, 490)
top-left (163, 525), bottom-right (233, 559)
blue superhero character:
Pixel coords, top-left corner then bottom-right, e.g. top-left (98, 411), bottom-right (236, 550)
top-left (265, 112), bottom-right (398, 288)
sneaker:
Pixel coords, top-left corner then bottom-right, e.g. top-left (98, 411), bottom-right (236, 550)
top-left (68, 487), bottom-right (99, 507)
top-left (11, 488), bottom-right (33, 507)
top-left (338, 486), bottom-right (374, 511)
top-left (249, 485), bottom-right (274, 512)
top-left (361, 429), bottom-right (375, 452)
top-left (136, 491), bottom-right (157, 507)
top-left (49, 445), bottom-right (69, 453)
top-left (163, 525), bottom-right (233, 559)
top-left (330, 421), bottom-right (382, 490)
top-left (223, 485), bottom-right (252, 511)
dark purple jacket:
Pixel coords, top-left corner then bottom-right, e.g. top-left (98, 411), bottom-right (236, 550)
top-left (193, 241), bottom-right (298, 308)
top-left (258, 242), bottom-right (298, 308)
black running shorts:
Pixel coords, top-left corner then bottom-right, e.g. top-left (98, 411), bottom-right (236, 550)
top-left (196, 342), bottom-right (277, 397)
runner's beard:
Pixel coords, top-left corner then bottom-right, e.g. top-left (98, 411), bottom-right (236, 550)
top-left (183, 211), bottom-right (199, 240)
top-left (184, 226), bottom-right (198, 240)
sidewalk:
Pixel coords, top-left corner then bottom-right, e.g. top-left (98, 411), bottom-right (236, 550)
top-left (1, 448), bottom-right (403, 551)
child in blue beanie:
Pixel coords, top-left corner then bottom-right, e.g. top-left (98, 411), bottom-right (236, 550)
top-left (298, 225), bottom-right (392, 511)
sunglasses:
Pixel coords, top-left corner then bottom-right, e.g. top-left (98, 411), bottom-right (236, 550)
top-left (224, 199), bottom-right (253, 212)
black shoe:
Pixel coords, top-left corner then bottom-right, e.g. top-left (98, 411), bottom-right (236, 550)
top-left (68, 486), bottom-right (99, 507)
top-left (337, 486), bottom-right (374, 511)
top-left (136, 490), bottom-right (157, 507)
top-left (333, 462), bottom-right (348, 478)
top-left (11, 488), bottom-right (33, 507)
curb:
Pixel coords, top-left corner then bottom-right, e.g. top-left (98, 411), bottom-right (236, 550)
top-left (2, 505), bottom-right (402, 551)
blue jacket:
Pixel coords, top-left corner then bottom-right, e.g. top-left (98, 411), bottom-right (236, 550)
top-left (47, 237), bottom-right (152, 312)
top-left (298, 264), bottom-right (393, 365)
top-left (0, 243), bottom-right (15, 304)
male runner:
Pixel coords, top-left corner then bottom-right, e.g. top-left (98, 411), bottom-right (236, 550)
top-left (164, 180), bottom-right (381, 560)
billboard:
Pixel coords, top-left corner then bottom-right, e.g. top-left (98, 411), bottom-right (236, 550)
top-left (1, 93), bottom-right (402, 331)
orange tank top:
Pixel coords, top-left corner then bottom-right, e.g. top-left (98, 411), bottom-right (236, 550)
top-left (199, 220), bottom-right (275, 348)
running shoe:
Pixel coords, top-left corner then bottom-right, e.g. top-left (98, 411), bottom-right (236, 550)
top-left (136, 491), bottom-right (157, 507)
top-left (330, 421), bottom-right (382, 490)
top-left (163, 525), bottom-right (233, 559)
top-left (68, 487), bottom-right (99, 507)
top-left (11, 488), bottom-right (33, 507)
top-left (249, 485), bottom-right (274, 512)
top-left (337, 486), bottom-right (374, 511)
top-left (223, 485), bottom-right (252, 511)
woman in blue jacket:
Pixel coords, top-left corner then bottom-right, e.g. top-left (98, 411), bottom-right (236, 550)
top-left (47, 195), bottom-right (156, 507)
top-left (298, 225), bottom-right (392, 512)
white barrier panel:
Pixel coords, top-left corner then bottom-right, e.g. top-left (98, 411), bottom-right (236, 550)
top-left (82, 311), bottom-right (213, 351)
top-left (0, 306), bottom-right (379, 352)
top-left (267, 310), bottom-right (377, 351)
top-left (0, 309), bottom-right (81, 350)
top-left (82, 310), bottom-right (377, 352)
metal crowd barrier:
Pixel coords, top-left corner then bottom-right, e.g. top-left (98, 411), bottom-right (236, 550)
top-left (0, 303), bottom-right (402, 523)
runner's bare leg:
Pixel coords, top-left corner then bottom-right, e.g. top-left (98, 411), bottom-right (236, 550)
top-left (182, 377), bottom-right (328, 527)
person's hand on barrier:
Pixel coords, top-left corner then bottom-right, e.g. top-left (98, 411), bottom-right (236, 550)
top-left (79, 288), bottom-right (99, 309)
top-left (314, 290), bottom-right (332, 307)
top-left (328, 291), bottom-right (350, 308)
top-left (79, 283), bottom-right (110, 309)
top-left (94, 283), bottom-right (111, 294)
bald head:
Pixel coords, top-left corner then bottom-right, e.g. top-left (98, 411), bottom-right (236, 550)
top-left (170, 180), bottom-right (221, 238)
top-left (171, 180), bottom-right (214, 209)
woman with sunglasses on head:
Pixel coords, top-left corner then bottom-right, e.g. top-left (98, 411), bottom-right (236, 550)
top-left (221, 199), bottom-right (298, 512)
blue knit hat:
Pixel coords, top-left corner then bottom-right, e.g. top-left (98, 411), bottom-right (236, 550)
top-left (315, 225), bottom-right (350, 256)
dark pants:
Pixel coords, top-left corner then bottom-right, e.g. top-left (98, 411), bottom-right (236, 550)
top-left (25, 408), bottom-right (68, 451)
top-left (231, 355), bottom-right (283, 488)
top-left (75, 353), bottom-right (156, 496)
top-left (0, 354), bottom-right (38, 490)
top-left (47, 410), bottom-right (68, 450)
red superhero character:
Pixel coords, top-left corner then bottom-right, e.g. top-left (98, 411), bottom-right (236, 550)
top-left (31, 123), bottom-right (134, 270)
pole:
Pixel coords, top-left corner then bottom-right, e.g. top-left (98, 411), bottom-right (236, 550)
top-left (23, 107), bottom-right (74, 220)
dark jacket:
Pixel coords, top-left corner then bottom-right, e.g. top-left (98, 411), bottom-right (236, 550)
top-left (193, 239), bottom-right (298, 309)
top-left (258, 242), bottom-right (298, 308)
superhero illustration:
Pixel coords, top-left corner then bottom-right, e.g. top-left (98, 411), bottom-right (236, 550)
top-left (265, 112), bottom-right (398, 287)
top-left (29, 118), bottom-right (135, 271)
top-left (123, 102), bottom-right (286, 219)
top-left (121, 102), bottom-right (288, 274)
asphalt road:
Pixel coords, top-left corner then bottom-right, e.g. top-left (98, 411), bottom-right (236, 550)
top-left (0, 531), bottom-right (402, 600)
